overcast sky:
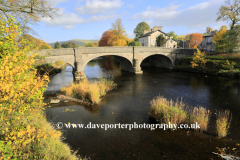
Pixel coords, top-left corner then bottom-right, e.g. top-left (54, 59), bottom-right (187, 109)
top-left (34, 0), bottom-right (228, 43)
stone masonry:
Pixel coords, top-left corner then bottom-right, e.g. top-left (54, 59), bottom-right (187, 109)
top-left (28, 47), bottom-right (196, 79)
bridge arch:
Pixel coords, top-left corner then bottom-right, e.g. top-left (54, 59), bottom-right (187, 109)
top-left (140, 54), bottom-right (174, 69)
top-left (45, 55), bottom-right (75, 70)
top-left (82, 54), bottom-right (134, 73)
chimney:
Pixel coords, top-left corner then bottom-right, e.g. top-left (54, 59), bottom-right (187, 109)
top-left (170, 36), bottom-right (173, 39)
top-left (144, 29), bottom-right (151, 34)
top-left (154, 26), bottom-right (162, 31)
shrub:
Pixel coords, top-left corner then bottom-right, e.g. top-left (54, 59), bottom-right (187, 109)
top-left (216, 110), bottom-right (232, 138)
top-left (190, 48), bottom-right (207, 68)
top-left (0, 15), bottom-right (79, 159)
top-left (188, 106), bottom-right (211, 132)
top-left (149, 96), bottom-right (188, 125)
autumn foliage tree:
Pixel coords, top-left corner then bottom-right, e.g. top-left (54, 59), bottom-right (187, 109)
top-left (213, 28), bottom-right (228, 52)
top-left (99, 31), bottom-right (114, 46)
top-left (108, 18), bottom-right (128, 46)
top-left (185, 33), bottom-right (203, 48)
top-left (0, 15), bottom-right (78, 159)
top-left (19, 34), bottom-right (53, 50)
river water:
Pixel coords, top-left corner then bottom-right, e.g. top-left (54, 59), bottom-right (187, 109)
top-left (44, 56), bottom-right (240, 160)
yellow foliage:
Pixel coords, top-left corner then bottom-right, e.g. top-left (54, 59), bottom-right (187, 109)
top-left (108, 18), bottom-right (128, 46)
top-left (190, 48), bottom-right (206, 68)
top-left (212, 28), bottom-right (227, 52)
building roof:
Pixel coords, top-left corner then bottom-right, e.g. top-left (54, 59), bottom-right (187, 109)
top-left (138, 30), bottom-right (169, 38)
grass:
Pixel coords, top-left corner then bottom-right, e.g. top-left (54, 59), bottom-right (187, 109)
top-left (149, 96), bottom-right (188, 125)
top-left (149, 95), bottom-right (211, 132)
top-left (188, 106), bottom-right (211, 133)
top-left (61, 77), bottom-right (117, 103)
top-left (216, 110), bottom-right (232, 138)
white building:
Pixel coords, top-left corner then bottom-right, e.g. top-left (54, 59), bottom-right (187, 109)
top-left (138, 26), bottom-right (177, 48)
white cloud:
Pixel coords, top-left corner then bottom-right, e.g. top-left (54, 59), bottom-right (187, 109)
top-left (41, 8), bottom-right (84, 29)
top-left (41, 8), bottom-right (118, 28)
top-left (132, 0), bottom-right (226, 29)
top-left (85, 14), bottom-right (117, 23)
top-left (132, 3), bottom-right (181, 20)
top-left (75, 0), bottom-right (123, 15)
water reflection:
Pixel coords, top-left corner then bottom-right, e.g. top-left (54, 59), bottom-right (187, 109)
top-left (85, 56), bottom-right (121, 78)
top-left (46, 65), bottom-right (73, 92)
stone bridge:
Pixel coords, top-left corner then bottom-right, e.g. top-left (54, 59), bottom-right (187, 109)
top-left (28, 47), bottom-right (196, 79)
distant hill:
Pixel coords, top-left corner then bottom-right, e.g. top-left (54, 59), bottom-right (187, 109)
top-left (48, 39), bottom-right (99, 47)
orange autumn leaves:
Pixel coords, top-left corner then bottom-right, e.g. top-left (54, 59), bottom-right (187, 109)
top-left (99, 18), bottom-right (129, 46)
top-left (185, 33), bottom-right (203, 49)
top-left (99, 31), bottom-right (114, 46)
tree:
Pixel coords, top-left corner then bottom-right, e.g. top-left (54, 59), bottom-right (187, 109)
top-left (167, 31), bottom-right (179, 46)
top-left (93, 42), bottom-right (98, 47)
top-left (54, 41), bottom-right (61, 49)
top-left (206, 26), bottom-right (212, 35)
top-left (156, 34), bottom-right (166, 47)
top-left (221, 25), bottom-right (228, 30)
top-left (185, 33), bottom-right (203, 48)
top-left (134, 22), bottom-right (150, 40)
top-left (213, 25), bottom-right (240, 53)
top-left (227, 24), bottom-right (240, 51)
top-left (61, 43), bottom-right (68, 48)
top-left (216, 0), bottom-right (240, 30)
top-left (99, 31), bottom-right (114, 46)
top-left (128, 40), bottom-right (142, 46)
top-left (108, 18), bottom-right (128, 46)
top-left (0, 0), bottom-right (59, 34)
top-left (18, 34), bottom-right (53, 50)
top-left (213, 28), bottom-right (228, 52)
top-left (84, 42), bottom-right (94, 47)
top-left (190, 49), bottom-right (206, 68)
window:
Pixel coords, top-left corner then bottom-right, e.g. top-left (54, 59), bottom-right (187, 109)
top-left (151, 38), bottom-right (153, 43)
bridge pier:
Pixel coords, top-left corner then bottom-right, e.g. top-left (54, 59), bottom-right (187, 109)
top-left (75, 62), bottom-right (86, 80)
top-left (133, 59), bottom-right (143, 74)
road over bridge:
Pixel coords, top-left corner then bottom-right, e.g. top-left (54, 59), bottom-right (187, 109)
top-left (28, 47), bottom-right (196, 79)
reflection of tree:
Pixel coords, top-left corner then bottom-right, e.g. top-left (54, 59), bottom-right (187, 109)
top-left (82, 104), bottom-right (100, 114)
top-left (190, 76), bottom-right (204, 89)
top-left (103, 57), bottom-right (114, 71)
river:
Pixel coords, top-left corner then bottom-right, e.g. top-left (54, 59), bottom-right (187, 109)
top-left (44, 56), bottom-right (240, 160)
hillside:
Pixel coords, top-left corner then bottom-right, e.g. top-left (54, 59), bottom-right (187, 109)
top-left (48, 39), bottom-right (99, 47)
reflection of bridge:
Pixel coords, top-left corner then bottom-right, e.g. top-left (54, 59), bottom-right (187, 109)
top-left (28, 47), bottom-right (196, 79)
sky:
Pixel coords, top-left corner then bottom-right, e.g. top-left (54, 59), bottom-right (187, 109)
top-left (33, 0), bottom-right (228, 43)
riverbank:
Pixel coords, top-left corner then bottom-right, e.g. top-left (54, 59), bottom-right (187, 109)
top-left (174, 52), bottom-right (240, 77)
